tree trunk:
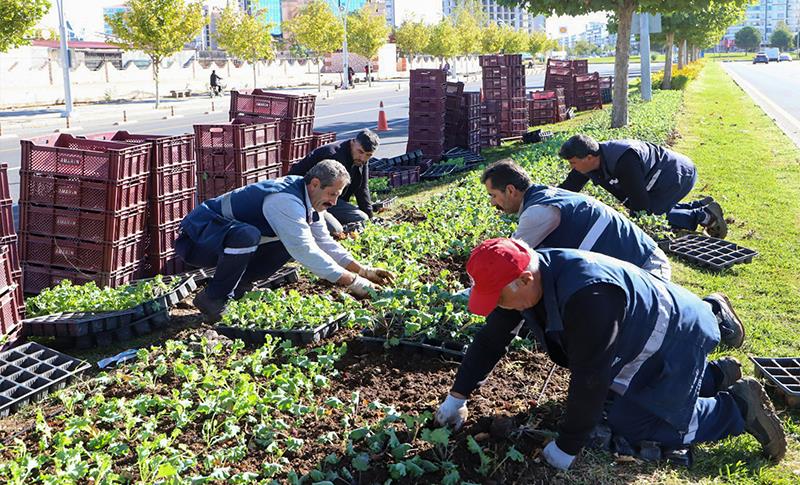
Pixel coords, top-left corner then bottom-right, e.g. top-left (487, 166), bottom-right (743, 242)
top-left (677, 40), bottom-right (685, 70)
top-left (253, 62), bottom-right (257, 89)
top-left (367, 63), bottom-right (372, 87)
top-left (153, 60), bottom-right (160, 109)
top-left (317, 56), bottom-right (322, 92)
top-left (611, 0), bottom-right (636, 128)
top-left (662, 31), bottom-right (674, 90)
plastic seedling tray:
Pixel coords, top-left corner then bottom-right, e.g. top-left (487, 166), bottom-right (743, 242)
top-left (66, 310), bottom-right (171, 349)
top-left (179, 267), bottom-right (216, 282)
top-left (135, 275), bottom-right (198, 316)
top-left (0, 342), bottom-right (90, 417)
top-left (216, 314), bottom-right (346, 346)
top-left (421, 164), bottom-right (458, 180)
top-left (342, 221), bottom-right (366, 234)
top-left (522, 129), bottom-right (554, 144)
top-left (252, 266), bottom-right (300, 291)
top-left (442, 147), bottom-right (485, 164)
top-left (372, 196), bottom-right (397, 212)
top-left (23, 308), bottom-right (139, 338)
top-left (750, 356), bottom-right (800, 407)
top-left (357, 329), bottom-right (467, 361)
top-left (667, 234), bottom-right (757, 271)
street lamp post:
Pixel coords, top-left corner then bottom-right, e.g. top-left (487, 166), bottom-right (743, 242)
top-left (339, 0), bottom-right (350, 89)
top-left (56, 0), bottom-right (73, 118)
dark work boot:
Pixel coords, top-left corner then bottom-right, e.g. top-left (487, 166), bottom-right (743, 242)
top-left (703, 202), bottom-right (728, 239)
top-left (730, 378), bottom-right (787, 461)
top-left (704, 293), bottom-right (745, 349)
top-left (711, 356), bottom-right (742, 392)
top-left (193, 289), bottom-right (229, 323)
top-left (233, 281), bottom-right (258, 299)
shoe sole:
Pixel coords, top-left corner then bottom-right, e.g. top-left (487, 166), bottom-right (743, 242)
top-left (715, 357), bottom-right (742, 390)
top-left (705, 202), bottom-right (728, 239)
top-left (739, 379), bottom-right (787, 461)
top-left (712, 292), bottom-right (745, 348)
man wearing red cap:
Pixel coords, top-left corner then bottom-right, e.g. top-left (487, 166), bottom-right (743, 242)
top-left (435, 238), bottom-right (785, 470)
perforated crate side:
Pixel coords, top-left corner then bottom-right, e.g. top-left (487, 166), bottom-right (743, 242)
top-left (229, 90), bottom-right (316, 119)
top-left (194, 122), bottom-right (279, 151)
top-left (151, 160), bottom-right (196, 200)
top-left (21, 233), bottom-right (145, 274)
top-left (23, 261), bottom-right (142, 295)
top-left (197, 165), bottom-right (281, 201)
top-left (150, 188), bottom-right (196, 226)
top-left (21, 171), bottom-right (149, 213)
top-left (311, 132), bottom-right (337, 150)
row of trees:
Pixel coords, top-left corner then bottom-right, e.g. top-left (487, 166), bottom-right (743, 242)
top-left (734, 23), bottom-right (796, 53)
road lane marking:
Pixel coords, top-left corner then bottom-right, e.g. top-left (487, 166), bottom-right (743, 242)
top-left (723, 65), bottom-right (800, 136)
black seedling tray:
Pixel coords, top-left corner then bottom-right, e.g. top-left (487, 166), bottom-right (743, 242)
top-left (369, 150), bottom-right (424, 172)
top-left (442, 147), bottom-right (485, 165)
top-left (372, 197), bottom-right (397, 212)
top-left (0, 342), bottom-right (90, 417)
top-left (59, 310), bottom-right (171, 349)
top-left (252, 266), bottom-right (300, 291)
top-left (179, 267), bottom-right (216, 283)
top-left (23, 308), bottom-right (140, 338)
top-left (522, 129), bottom-right (554, 144)
top-left (421, 164), bottom-right (458, 180)
top-left (750, 356), bottom-right (800, 407)
top-left (342, 220), bottom-right (366, 234)
top-left (216, 314), bottom-right (347, 346)
top-left (356, 330), bottom-right (467, 361)
top-left (667, 234), bottom-right (757, 271)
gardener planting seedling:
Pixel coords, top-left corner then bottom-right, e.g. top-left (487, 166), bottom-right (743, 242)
top-left (436, 238), bottom-right (785, 470)
top-left (481, 159), bottom-right (672, 280)
top-left (177, 159), bottom-right (394, 321)
top-left (289, 129), bottom-right (380, 236)
top-left (558, 134), bottom-right (727, 238)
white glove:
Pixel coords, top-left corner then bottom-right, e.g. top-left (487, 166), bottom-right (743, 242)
top-left (543, 441), bottom-right (575, 470)
top-left (435, 394), bottom-right (468, 431)
top-left (358, 266), bottom-right (395, 286)
top-left (347, 275), bottom-right (376, 298)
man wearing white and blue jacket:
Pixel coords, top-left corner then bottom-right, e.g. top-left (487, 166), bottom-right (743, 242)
top-left (176, 160), bottom-right (393, 320)
top-left (481, 159), bottom-right (672, 280)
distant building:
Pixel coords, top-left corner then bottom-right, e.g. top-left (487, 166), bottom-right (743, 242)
top-left (724, 0), bottom-right (800, 46)
top-left (240, 0), bottom-right (283, 35)
top-left (102, 5), bottom-right (126, 39)
top-left (442, 0), bottom-right (546, 34)
top-left (387, 0), bottom-right (442, 27)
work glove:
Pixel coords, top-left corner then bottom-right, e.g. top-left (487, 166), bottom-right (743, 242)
top-left (358, 266), bottom-right (395, 286)
top-left (542, 441), bottom-right (576, 470)
top-left (347, 275), bottom-right (377, 299)
top-left (435, 394), bottom-right (468, 431)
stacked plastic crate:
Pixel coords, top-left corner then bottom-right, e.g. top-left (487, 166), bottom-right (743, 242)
top-left (573, 72), bottom-right (603, 111)
top-left (600, 76), bottom-right (613, 104)
top-left (311, 131), bottom-right (337, 150)
top-left (528, 88), bottom-right (568, 126)
top-left (19, 134), bottom-right (151, 294)
top-left (194, 120), bottom-right (281, 201)
top-left (481, 109), bottom-right (498, 148)
top-left (481, 54), bottom-right (527, 139)
top-left (407, 69), bottom-right (447, 159)
top-left (228, 89), bottom-right (316, 175)
top-left (0, 164), bottom-right (23, 345)
top-left (445, 86), bottom-right (482, 153)
top-left (544, 59), bottom-right (575, 108)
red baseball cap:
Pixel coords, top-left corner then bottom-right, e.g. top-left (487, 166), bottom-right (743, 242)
top-left (467, 238), bottom-right (531, 316)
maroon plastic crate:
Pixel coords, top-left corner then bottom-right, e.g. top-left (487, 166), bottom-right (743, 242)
top-left (410, 97), bottom-right (446, 113)
top-left (197, 165), bottom-right (282, 201)
top-left (408, 126), bottom-right (445, 143)
top-left (280, 137), bottom-right (313, 163)
top-left (152, 159), bottom-right (196, 199)
top-left (571, 59), bottom-right (589, 74)
top-left (482, 65), bottom-right (526, 79)
top-left (388, 166), bottom-right (420, 187)
top-left (483, 86), bottom-right (525, 100)
top-left (23, 261), bottom-right (141, 294)
top-left (0, 164), bottom-right (12, 202)
top-left (0, 285), bottom-right (21, 349)
top-left (21, 233), bottom-right (144, 274)
top-left (0, 201), bottom-right (13, 240)
top-left (11, 268), bottom-right (23, 320)
top-left (410, 69), bottom-right (447, 85)
top-left (21, 134), bottom-right (150, 181)
top-left (406, 139), bottom-right (444, 158)
top-left (20, 203), bottom-right (147, 243)
top-left (20, 171), bottom-right (148, 213)
top-left (229, 90), bottom-right (316, 119)
top-left (144, 249), bottom-right (186, 278)
top-left (197, 143), bottom-right (281, 174)
top-left (0, 246), bottom-right (16, 292)
top-left (194, 122), bottom-right (279, 151)
top-left (150, 188), bottom-right (196, 226)
top-left (311, 131), bottom-right (337, 150)
top-left (547, 59), bottom-right (571, 68)
top-left (84, 131), bottom-right (195, 171)
top-left (479, 54), bottom-right (522, 67)
top-left (411, 111), bottom-right (446, 128)
top-left (148, 220), bottom-right (183, 255)
top-left (485, 98), bottom-right (527, 111)
top-left (410, 84), bottom-right (447, 100)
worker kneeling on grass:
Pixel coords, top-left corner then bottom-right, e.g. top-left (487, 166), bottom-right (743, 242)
top-left (558, 134), bottom-right (728, 238)
top-left (482, 159), bottom-right (672, 280)
top-left (436, 238), bottom-right (786, 470)
top-left (176, 159), bottom-right (394, 321)
top-left (288, 129), bottom-right (379, 236)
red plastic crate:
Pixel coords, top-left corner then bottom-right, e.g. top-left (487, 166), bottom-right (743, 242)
top-left (406, 139), bottom-right (444, 158)
top-left (410, 84), bottom-right (447, 100)
top-left (21, 134), bottom-right (150, 181)
top-left (0, 164), bottom-right (12, 202)
top-left (0, 286), bottom-right (21, 349)
top-left (152, 159), bottom-right (196, 199)
top-left (0, 201), bottom-right (13, 240)
top-left (410, 97), bottom-right (446, 113)
top-left (21, 233), bottom-right (144, 274)
top-left (280, 137), bottom-right (313, 163)
top-left (23, 261), bottom-right (141, 294)
top-left (11, 268), bottom-right (23, 320)
top-left (408, 126), bottom-right (445, 143)
top-left (229, 90), bottom-right (316, 119)
top-left (20, 203), bottom-right (147, 243)
top-left (147, 220), bottom-right (183, 255)
top-left (197, 143), bottom-right (281, 174)
top-left (84, 132), bottom-right (195, 171)
top-left (198, 165), bottom-right (282, 201)
top-left (410, 69), bottom-right (447, 85)
top-left (143, 250), bottom-right (186, 277)
top-left (311, 132), bottom-right (337, 150)
top-left (411, 111), bottom-right (446, 128)
top-left (150, 188), bottom-right (196, 226)
top-left (547, 59), bottom-right (571, 68)
top-left (0, 246), bottom-right (16, 292)
top-left (20, 171), bottom-right (148, 213)
top-left (194, 122), bottom-right (279, 151)
top-left (479, 54), bottom-right (522, 67)
top-left (571, 59), bottom-right (589, 74)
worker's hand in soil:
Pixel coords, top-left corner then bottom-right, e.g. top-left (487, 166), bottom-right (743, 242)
top-left (359, 267), bottom-right (395, 286)
top-left (346, 275), bottom-right (378, 299)
top-left (542, 440), bottom-right (575, 470)
top-left (435, 394), bottom-right (468, 431)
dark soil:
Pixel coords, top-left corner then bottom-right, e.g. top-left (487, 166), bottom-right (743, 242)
top-left (421, 255), bottom-right (470, 287)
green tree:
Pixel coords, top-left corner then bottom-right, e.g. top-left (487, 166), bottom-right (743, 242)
top-left (347, 3), bottom-right (390, 87)
top-left (501, 26), bottom-right (529, 54)
top-left (734, 25), bottom-right (761, 52)
top-left (0, 0), bottom-right (51, 52)
top-left (425, 18), bottom-right (459, 61)
top-left (529, 31), bottom-right (556, 59)
top-left (453, 2), bottom-right (482, 56)
top-left (283, 0), bottom-right (343, 92)
top-left (214, 5), bottom-right (275, 89)
top-left (503, 0), bottom-right (747, 127)
top-left (481, 22), bottom-right (505, 54)
top-left (395, 18), bottom-right (431, 69)
top-left (770, 22), bottom-right (792, 51)
top-left (572, 39), bottom-right (599, 56)
top-left (106, 0), bottom-right (205, 108)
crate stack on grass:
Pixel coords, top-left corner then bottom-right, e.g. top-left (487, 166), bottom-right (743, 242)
top-left (600, 76), bottom-right (613, 104)
top-left (19, 134), bottom-right (151, 294)
top-left (544, 59), bottom-right (576, 108)
top-left (573, 72), bottom-right (603, 111)
top-left (228, 89), bottom-right (317, 175)
top-left (407, 69), bottom-right (447, 159)
top-left (480, 54), bottom-right (527, 139)
top-left (85, 131), bottom-right (198, 277)
top-left (445, 86), bottom-right (482, 153)
top-left (480, 110), bottom-right (499, 147)
top-left (528, 88), bottom-right (567, 126)
top-left (193, 120), bottom-right (281, 201)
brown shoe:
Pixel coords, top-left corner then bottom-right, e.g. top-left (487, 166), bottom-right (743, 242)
top-left (703, 202), bottom-right (728, 239)
top-left (712, 356), bottom-right (742, 391)
top-left (704, 293), bottom-right (745, 349)
top-left (730, 378), bottom-right (786, 461)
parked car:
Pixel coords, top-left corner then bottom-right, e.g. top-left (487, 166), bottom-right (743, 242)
top-left (753, 53), bottom-right (769, 64)
top-left (779, 53), bottom-right (792, 62)
top-left (764, 47), bottom-right (780, 61)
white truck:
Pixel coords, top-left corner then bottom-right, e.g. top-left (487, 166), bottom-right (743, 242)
top-left (764, 47), bottom-right (780, 62)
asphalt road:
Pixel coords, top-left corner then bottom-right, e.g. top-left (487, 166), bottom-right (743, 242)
top-left (723, 61), bottom-right (800, 147)
top-left (0, 62), bottom-right (663, 203)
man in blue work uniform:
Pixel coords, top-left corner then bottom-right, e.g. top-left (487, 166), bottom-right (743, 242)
top-left (558, 134), bottom-right (728, 238)
top-left (289, 129), bottom-right (379, 236)
top-left (176, 159), bottom-right (394, 321)
top-left (481, 159), bottom-right (673, 281)
top-left (436, 238), bottom-right (786, 469)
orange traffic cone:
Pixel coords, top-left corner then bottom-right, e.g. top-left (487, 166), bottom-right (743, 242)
top-left (376, 101), bottom-right (390, 131)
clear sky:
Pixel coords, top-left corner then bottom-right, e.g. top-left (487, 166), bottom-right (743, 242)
top-left (546, 12), bottom-right (610, 39)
